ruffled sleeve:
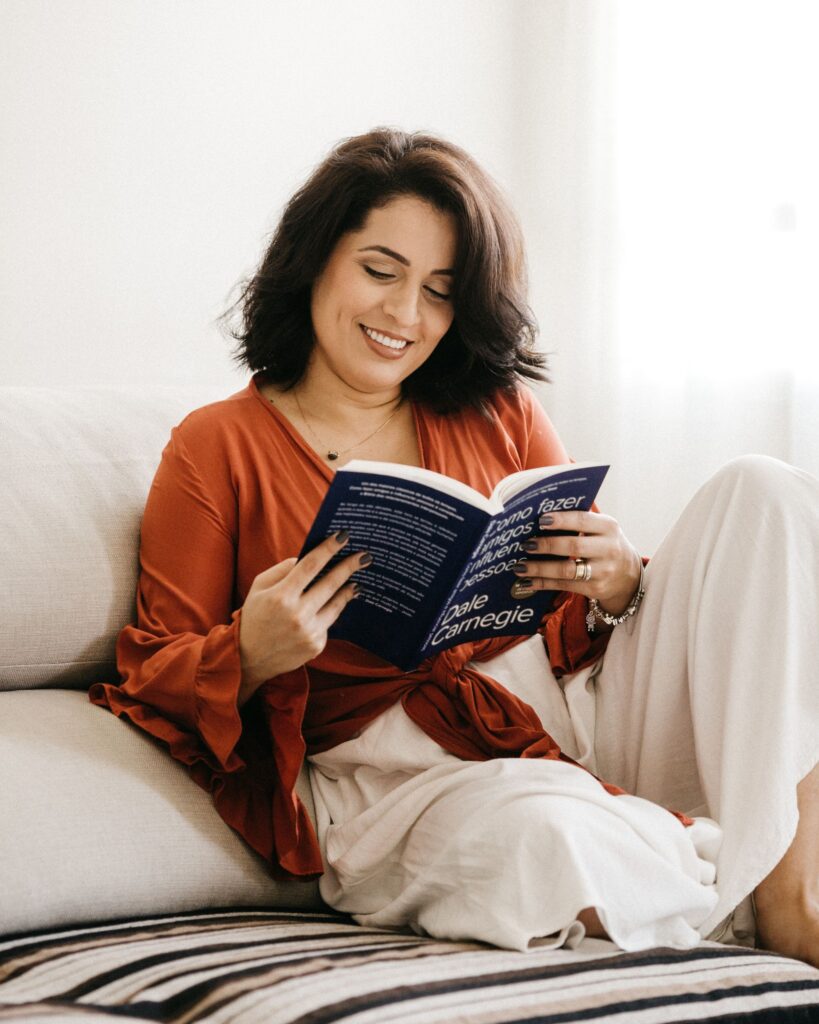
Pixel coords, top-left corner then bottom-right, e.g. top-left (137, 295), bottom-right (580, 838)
top-left (88, 422), bottom-right (320, 875)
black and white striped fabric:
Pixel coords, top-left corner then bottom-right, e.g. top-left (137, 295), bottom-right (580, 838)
top-left (1, 910), bottom-right (817, 1023)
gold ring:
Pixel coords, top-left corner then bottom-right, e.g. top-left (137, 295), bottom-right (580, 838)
top-left (573, 558), bottom-right (592, 582)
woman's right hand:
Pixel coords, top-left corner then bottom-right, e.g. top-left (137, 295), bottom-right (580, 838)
top-left (237, 530), bottom-right (367, 705)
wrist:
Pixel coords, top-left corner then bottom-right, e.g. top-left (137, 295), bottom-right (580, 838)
top-left (238, 666), bottom-right (266, 708)
top-left (586, 561), bottom-right (646, 633)
top-left (597, 591), bottom-right (632, 618)
top-left (601, 551), bottom-right (643, 615)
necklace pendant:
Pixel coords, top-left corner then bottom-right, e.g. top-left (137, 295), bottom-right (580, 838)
top-left (327, 450), bottom-right (339, 461)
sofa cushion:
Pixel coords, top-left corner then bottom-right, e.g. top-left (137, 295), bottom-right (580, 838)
top-left (0, 690), bottom-right (322, 936)
top-left (4, 909), bottom-right (819, 1023)
top-left (0, 385), bottom-right (225, 691)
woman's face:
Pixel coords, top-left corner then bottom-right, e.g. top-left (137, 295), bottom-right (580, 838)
top-left (309, 194), bottom-right (457, 397)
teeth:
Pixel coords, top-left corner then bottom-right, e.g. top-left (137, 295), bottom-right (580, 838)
top-left (363, 326), bottom-right (408, 350)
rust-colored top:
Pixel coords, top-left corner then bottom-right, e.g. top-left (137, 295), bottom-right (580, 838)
top-left (89, 374), bottom-right (622, 878)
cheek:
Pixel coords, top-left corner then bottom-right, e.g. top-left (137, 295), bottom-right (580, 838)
top-left (434, 307), bottom-right (456, 340)
top-left (312, 266), bottom-right (365, 325)
top-left (344, 277), bottom-right (382, 319)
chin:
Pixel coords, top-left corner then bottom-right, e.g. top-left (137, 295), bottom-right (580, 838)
top-left (343, 364), bottom-right (415, 394)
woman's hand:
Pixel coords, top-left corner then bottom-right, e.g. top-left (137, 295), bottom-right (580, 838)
top-left (237, 530), bottom-right (367, 705)
top-left (513, 511), bottom-right (642, 620)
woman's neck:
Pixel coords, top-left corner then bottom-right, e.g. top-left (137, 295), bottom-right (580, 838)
top-left (292, 361), bottom-right (403, 433)
top-left (259, 363), bottom-right (420, 468)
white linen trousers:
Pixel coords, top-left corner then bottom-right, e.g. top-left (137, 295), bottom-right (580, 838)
top-left (308, 456), bottom-right (819, 952)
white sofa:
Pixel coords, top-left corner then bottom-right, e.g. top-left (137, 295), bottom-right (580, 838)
top-left (2, 384), bottom-right (817, 1023)
top-left (0, 384), bottom-right (324, 931)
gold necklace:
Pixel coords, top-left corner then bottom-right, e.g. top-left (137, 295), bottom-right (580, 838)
top-left (293, 389), bottom-right (404, 461)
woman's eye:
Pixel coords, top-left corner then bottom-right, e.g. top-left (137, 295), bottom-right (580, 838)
top-left (363, 266), bottom-right (393, 280)
top-left (363, 264), bottom-right (450, 301)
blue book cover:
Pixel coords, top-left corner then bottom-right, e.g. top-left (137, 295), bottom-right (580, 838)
top-left (298, 460), bottom-right (609, 670)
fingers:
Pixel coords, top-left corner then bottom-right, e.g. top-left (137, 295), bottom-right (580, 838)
top-left (252, 532), bottom-right (370, 615)
top-left (512, 511), bottom-right (638, 600)
top-left (251, 557), bottom-right (298, 590)
top-left (313, 579), bottom-right (360, 632)
top-left (249, 530), bottom-right (350, 597)
top-left (512, 559), bottom-right (595, 589)
top-left (538, 510), bottom-right (615, 536)
top-left (301, 548), bottom-right (371, 616)
top-left (534, 510), bottom-right (616, 546)
top-left (241, 532), bottom-right (374, 683)
top-left (522, 533), bottom-right (609, 562)
top-left (520, 510), bottom-right (619, 571)
top-left (285, 530), bottom-right (353, 592)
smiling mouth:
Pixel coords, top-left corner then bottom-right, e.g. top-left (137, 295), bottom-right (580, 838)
top-left (361, 325), bottom-right (411, 351)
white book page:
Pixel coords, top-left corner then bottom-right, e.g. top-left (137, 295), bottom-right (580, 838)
top-left (339, 459), bottom-right (495, 511)
top-left (490, 461), bottom-right (602, 506)
top-left (341, 459), bottom-right (605, 514)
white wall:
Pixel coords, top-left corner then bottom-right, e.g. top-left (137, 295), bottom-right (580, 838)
top-left (10, 3), bottom-right (806, 555)
top-left (0, 0), bottom-right (529, 389)
top-left (0, 0), bottom-right (657, 545)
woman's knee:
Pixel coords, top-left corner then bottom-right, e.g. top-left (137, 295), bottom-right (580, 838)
top-left (480, 789), bottom-right (596, 866)
top-left (713, 453), bottom-right (792, 489)
top-left (701, 453), bottom-right (805, 511)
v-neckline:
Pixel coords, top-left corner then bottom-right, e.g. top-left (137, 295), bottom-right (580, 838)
top-left (248, 373), bottom-right (428, 480)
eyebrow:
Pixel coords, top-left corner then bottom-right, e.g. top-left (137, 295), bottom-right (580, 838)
top-left (357, 245), bottom-right (454, 276)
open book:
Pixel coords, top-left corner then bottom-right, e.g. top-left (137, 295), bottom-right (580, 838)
top-left (299, 460), bottom-right (609, 670)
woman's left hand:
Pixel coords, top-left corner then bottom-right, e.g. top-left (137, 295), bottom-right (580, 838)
top-left (514, 511), bottom-right (642, 617)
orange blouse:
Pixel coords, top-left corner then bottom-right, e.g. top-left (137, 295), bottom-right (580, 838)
top-left (89, 374), bottom-right (615, 878)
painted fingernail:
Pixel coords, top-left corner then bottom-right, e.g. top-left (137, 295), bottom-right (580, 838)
top-left (512, 578), bottom-right (534, 595)
top-left (358, 552), bottom-right (373, 566)
top-left (522, 539), bottom-right (538, 552)
top-left (350, 582), bottom-right (360, 597)
top-left (334, 529), bottom-right (350, 544)
top-left (512, 561), bottom-right (528, 575)
top-left (539, 515), bottom-right (554, 528)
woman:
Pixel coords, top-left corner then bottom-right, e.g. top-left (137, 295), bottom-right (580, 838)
top-left (89, 128), bottom-right (818, 965)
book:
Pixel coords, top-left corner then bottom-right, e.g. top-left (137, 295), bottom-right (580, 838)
top-left (298, 459), bottom-right (609, 670)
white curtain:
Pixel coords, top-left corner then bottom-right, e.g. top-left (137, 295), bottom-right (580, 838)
top-left (514, 1), bottom-right (818, 553)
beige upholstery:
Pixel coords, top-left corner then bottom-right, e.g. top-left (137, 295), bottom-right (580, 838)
top-left (0, 386), bottom-right (226, 691)
top-left (0, 690), bottom-right (322, 934)
top-left (0, 385), bottom-right (322, 935)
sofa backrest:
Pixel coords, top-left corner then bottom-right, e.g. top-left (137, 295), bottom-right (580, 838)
top-left (0, 383), bottom-right (325, 925)
top-left (0, 384), bottom-right (227, 691)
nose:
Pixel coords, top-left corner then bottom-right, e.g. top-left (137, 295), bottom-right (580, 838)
top-left (382, 282), bottom-right (420, 328)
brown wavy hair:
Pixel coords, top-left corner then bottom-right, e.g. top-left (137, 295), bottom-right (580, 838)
top-left (224, 127), bottom-right (547, 413)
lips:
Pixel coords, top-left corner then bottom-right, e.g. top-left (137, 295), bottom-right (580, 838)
top-left (361, 324), bottom-right (412, 351)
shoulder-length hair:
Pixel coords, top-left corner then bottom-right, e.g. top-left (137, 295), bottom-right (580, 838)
top-left (225, 127), bottom-right (547, 413)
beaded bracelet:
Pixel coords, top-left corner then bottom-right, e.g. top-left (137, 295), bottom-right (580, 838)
top-left (585, 561), bottom-right (646, 633)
